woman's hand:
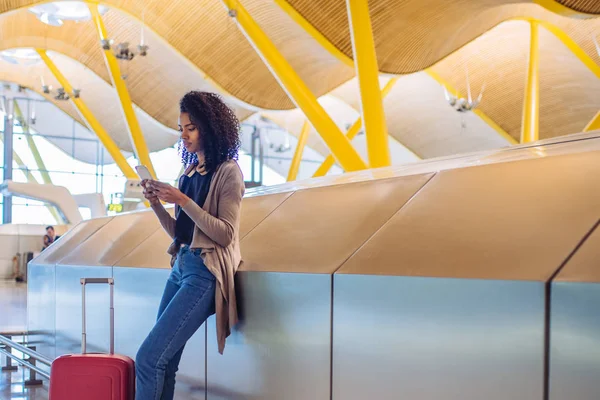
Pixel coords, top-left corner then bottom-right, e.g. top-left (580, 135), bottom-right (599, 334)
top-left (147, 180), bottom-right (190, 206)
top-left (141, 179), bottom-right (160, 206)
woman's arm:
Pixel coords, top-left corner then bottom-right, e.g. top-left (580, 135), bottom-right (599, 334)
top-left (143, 179), bottom-right (176, 239)
top-left (151, 202), bottom-right (176, 239)
top-left (181, 164), bottom-right (244, 247)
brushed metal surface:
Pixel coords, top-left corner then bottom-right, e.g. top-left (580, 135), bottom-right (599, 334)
top-left (112, 266), bottom-right (207, 392)
top-left (240, 174), bottom-right (432, 273)
top-left (333, 275), bottom-right (545, 400)
top-left (60, 211), bottom-right (160, 266)
top-left (54, 265), bottom-right (112, 357)
top-left (550, 223), bottom-right (600, 400)
top-left (33, 217), bottom-right (113, 266)
top-left (239, 192), bottom-right (293, 238)
top-left (550, 282), bottom-right (600, 400)
top-left (116, 228), bottom-right (174, 269)
top-left (338, 152), bottom-right (600, 280)
top-left (26, 263), bottom-right (56, 360)
top-left (246, 135), bottom-right (600, 198)
top-left (553, 222), bottom-right (600, 283)
top-left (206, 272), bottom-right (332, 400)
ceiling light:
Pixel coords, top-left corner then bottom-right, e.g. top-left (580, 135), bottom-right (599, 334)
top-left (0, 49), bottom-right (42, 65)
top-left (29, 1), bottom-right (108, 26)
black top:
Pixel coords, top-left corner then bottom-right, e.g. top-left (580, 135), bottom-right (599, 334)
top-left (174, 168), bottom-right (214, 246)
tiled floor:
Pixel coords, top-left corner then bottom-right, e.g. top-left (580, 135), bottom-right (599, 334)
top-left (1, 280), bottom-right (49, 400)
top-left (0, 280), bottom-right (205, 400)
top-left (0, 366), bottom-right (49, 400)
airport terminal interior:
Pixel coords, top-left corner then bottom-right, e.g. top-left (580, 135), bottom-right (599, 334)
top-left (0, 0), bottom-right (599, 399)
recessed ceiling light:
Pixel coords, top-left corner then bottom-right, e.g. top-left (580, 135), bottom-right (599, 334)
top-left (29, 1), bottom-right (108, 26)
top-left (0, 48), bottom-right (41, 65)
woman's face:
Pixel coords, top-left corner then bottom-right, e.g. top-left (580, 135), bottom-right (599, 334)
top-left (179, 112), bottom-right (203, 153)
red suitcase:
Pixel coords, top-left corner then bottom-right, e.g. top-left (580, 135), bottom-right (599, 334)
top-left (49, 278), bottom-right (135, 400)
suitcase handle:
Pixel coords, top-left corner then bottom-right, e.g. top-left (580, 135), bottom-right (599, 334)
top-left (80, 278), bottom-right (114, 355)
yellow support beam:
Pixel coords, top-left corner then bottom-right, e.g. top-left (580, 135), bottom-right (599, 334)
top-left (221, 0), bottom-right (367, 172)
top-left (425, 70), bottom-right (518, 145)
top-left (346, 0), bottom-right (391, 168)
top-left (274, 0), bottom-right (514, 150)
top-left (12, 101), bottom-right (63, 223)
top-left (36, 49), bottom-right (137, 180)
top-left (521, 21), bottom-right (540, 144)
top-left (523, 18), bottom-right (600, 80)
top-left (312, 119), bottom-right (361, 177)
top-left (313, 78), bottom-right (413, 177)
top-left (88, 3), bottom-right (157, 179)
top-left (584, 110), bottom-right (600, 132)
top-left (287, 120), bottom-right (310, 181)
top-left (273, 0), bottom-right (354, 68)
top-left (13, 101), bottom-right (52, 185)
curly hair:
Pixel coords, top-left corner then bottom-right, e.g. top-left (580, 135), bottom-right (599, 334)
top-left (178, 91), bottom-right (241, 171)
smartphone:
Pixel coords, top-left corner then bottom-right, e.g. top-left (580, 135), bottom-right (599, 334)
top-left (135, 165), bottom-right (153, 181)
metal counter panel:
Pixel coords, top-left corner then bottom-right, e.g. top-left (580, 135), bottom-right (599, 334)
top-left (553, 222), bottom-right (600, 283)
top-left (333, 275), bottom-right (545, 400)
top-left (34, 217), bottom-right (113, 265)
top-left (239, 192), bottom-right (293, 239)
top-left (26, 263), bottom-right (56, 361)
top-left (338, 152), bottom-right (600, 280)
top-left (60, 211), bottom-right (160, 266)
top-left (206, 272), bottom-right (332, 400)
top-left (112, 266), bottom-right (207, 395)
top-left (550, 282), bottom-right (600, 400)
top-left (55, 265), bottom-right (112, 357)
top-left (116, 229), bottom-right (173, 269)
top-left (241, 174), bottom-right (433, 274)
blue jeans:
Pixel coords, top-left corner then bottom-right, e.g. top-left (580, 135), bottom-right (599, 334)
top-left (135, 246), bottom-right (216, 400)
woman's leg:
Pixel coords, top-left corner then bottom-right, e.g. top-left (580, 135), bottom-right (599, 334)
top-left (135, 250), bottom-right (215, 400)
top-left (155, 269), bottom-right (186, 398)
top-left (136, 260), bottom-right (182, 399)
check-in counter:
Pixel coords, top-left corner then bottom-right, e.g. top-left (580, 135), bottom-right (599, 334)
top-left (206, 174), bottom-right (432, 400)
top-left (27, 135), bottom-right (600, 399)
top-left (550, 223), bottom-right (600, 400)
top-left (332, 151), bottom-right (600, 400)
top-left (28, 217), bottom-right (113, 361)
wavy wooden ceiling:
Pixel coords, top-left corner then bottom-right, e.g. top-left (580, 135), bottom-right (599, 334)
top-left (0, 0), bottom-right (597, 166)
top-left (0, 1), bottom-right (597, 111)
top-left (558, 0), bottom-right (600, 13)
top-left (284, 1), bottom-right (600, 73)
top-left (0, 8), bottom-right (255, 130)
top-left (0, 53), bottom-right (180, 152)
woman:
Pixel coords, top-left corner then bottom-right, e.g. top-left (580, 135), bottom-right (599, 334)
top-left (136, 91), bottom-right (245, 400)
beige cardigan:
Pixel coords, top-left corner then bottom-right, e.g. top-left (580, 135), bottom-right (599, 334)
top-left (151, 159), bottom-right (244, 354)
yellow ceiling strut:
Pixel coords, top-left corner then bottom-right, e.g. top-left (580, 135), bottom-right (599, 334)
top-left (520, 18), bottom-right (600, 80)
top-left (36, 49), bottom-right (137, 180)
top-left (346, 0), bottom-right (391, 168)
top-left (87, 3), bottom-right (157, 179)
top-left (13, 101), bottom-right (54, 186)
top-left (521, 21), bottom-right (540, 144)
top-left (287, 120), bottom-right (310, 181)
top-left (584, 111), bottom-right (600, 132)
top-left (313, 77), bottom-right (411, 177)
top-left (273, 0), bottom-right (513, 151)
top-left (221, 0), bottom-right (367, 172)
top-left (12, 100), bottom-right (64, 223)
